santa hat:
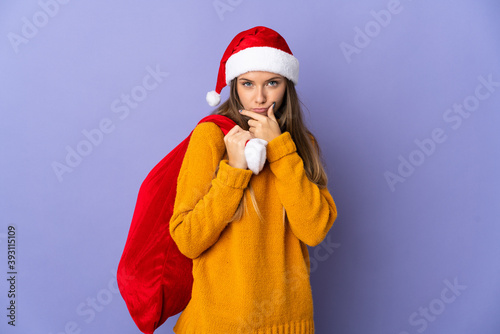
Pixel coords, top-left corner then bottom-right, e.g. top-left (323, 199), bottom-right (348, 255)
top-left (206, 26), bottom-right (299, 106)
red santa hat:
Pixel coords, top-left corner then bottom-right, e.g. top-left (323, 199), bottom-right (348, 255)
top-left (206, 26), bottom-right (299, 106)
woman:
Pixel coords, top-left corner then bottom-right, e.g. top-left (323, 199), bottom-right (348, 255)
top-left (169, 26), bottom-right (337, 333)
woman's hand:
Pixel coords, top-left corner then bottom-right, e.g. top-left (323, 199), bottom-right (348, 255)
top-left (240, 103), bottom-right (282, 143)
top-left (224, 125), bottom-right (254, 170)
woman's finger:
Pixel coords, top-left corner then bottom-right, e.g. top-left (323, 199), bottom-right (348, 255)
top-left (247, 119), bottom-right (260, 128)
top-left (226, 124), bottom-right (242, 135)
top-left (236, 130), bottom-right (252, 141)
top-left (240, 109), bottom-right (267, 121)
top-left (226, 128), bottom-right (250, 144)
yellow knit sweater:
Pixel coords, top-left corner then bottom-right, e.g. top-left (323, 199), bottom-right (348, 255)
top-left (170, 122), bottom-right (337, 333)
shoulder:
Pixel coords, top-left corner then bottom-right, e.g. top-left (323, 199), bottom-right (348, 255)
top-left (188, 121), bottom-right (226, 153)
top-left (191, 122), bottom-right (224, 140)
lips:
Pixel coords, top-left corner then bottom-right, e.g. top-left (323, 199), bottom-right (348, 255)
top-left (252, 108), bottom-right (268, 113)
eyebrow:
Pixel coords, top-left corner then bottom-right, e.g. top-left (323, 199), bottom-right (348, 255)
top-left (238, 76), bottom-right (283, 82)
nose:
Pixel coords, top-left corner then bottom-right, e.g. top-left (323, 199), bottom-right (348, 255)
top-left (255, 86), bottom-right (266, 104)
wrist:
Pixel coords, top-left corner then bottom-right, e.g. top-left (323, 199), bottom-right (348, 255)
top-left (228, 160), bottom-right (247, 170)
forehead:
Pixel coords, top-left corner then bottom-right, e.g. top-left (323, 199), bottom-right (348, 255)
top-left (237, 71), bottom-right (284, 81)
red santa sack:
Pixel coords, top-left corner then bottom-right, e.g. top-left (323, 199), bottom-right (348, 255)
top-left (117, 115), bottom-right (236, 334)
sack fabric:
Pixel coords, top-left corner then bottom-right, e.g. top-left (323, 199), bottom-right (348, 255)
top-left (117, 115), bottom-right (237, 334)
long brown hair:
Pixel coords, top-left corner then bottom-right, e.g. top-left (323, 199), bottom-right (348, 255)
top-left (210, 78), bottom-right (329, 221)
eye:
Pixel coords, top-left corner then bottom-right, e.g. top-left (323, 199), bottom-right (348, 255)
top-left (268, 80), bottom-right (279, 87)
top-left (241, 81), bottom-right (252, 87)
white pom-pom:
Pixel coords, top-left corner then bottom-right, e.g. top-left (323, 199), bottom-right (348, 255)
top-left (206, 90), bottom-right (221, 106)
top-left (244, 138), bottom-right (268, 175)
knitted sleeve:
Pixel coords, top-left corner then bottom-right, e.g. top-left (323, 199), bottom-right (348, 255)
top-left (169, 122), bottom-right (253, 259)
top-left (266, 131), bottom-right (337, 246)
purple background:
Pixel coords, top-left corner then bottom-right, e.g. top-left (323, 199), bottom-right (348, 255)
top-left (1, 1), bottom-right (499, 333)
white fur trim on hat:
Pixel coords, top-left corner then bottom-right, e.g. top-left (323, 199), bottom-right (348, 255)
top-left (226, 47), bottom-right (299, 85)
top-left (206, 90), bottom-right (221, 107)
top-left (244, 138), bottom-right (268, 175)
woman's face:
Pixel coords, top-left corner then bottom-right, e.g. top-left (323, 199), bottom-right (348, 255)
top-left (235, 71), bottom-right (286, 116)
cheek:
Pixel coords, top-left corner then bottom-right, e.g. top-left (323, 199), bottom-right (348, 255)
top-left (274, 86), bottom-right (286, 104)
top-left (236, 87), bottom-right (250, 107)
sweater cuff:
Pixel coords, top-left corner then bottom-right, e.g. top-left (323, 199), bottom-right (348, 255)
top-left (216, 159), bottom-right (253, 189)
top-left (266, 131), bottom-right (297, 163)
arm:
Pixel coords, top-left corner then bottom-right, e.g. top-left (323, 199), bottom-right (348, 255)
top-left (169, 122), bottom-right (253, 259)
top-left (267, 131), bottom-right (337, 246)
